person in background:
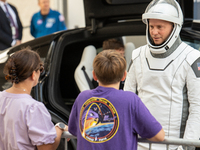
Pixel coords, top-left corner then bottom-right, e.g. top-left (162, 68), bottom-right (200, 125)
top-left (0, 0), bottom-right (23, 50)
top-left (68, 50), bottom-right (165, 150)
top-left (95, 37), bottom-right (125, 89)
top-left (0, 47), bottom-right (68, 150)
top-left (124, 0), bottom-right (200, 149)
top-left (30, 0), bottom-right (67, 38)
top-left (102, 37), bottom-right (125, 57)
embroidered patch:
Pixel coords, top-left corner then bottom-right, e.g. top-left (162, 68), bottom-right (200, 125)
top-left (47, 18), bottom-right (55, 23)
top-left (59, 15), bottom-right (65, 22)
top-left (79, 97), bottom-right (119, 143)
top-left (197, 62), bottom-right (200, 71)
top-left (191, 57), bottom-right (200, 77)
top-left (37, 19), bottom-right (42, 25)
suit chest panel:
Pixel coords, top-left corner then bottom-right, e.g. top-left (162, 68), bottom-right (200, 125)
top-left (134, 44), bottom-right (190, 95)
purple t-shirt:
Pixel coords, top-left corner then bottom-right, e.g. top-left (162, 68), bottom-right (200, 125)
top-left (68, 86), bottom-right (162, 150)
top-left (0, 91), bottom-right (57, 150)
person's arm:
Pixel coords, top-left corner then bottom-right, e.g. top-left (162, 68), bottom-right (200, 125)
top-left (123, 61), bottom-right (137, 92)
top-left (0, 27), bottom-right (13, 47)
top-left (26, 103), bottom-right (67, 150)
top-left (147, 128), bottom-right (165, 142)
top-left (37, 125), bottom-right (68, 150)
top-left (124, 48), bottom-right (140, 93)
top-left (184, 52), bottom-right (200, 140)
top-left (57, 13), bottom-right (67, 31)
top-left (30, 16), bottom-right (36, 38)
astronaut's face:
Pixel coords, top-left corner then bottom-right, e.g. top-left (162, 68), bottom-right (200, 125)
top-left (38, 0), bottom-right (50, 11)
top-left (149, 19), bottom-right (173, 45)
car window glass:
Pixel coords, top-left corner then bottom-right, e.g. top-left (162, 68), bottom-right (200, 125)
top-left (182, 37), bottom-right (200, 51)
top-left (194, 0), bottom-right (200, 20)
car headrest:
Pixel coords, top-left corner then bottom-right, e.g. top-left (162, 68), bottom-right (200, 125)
top-left (74, 45), bottom-right (97, 92)
top-left (125, 42), bottom-right (135, 70)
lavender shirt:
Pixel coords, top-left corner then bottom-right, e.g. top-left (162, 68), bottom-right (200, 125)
top-left (0, 91), bottom-right (57, 150)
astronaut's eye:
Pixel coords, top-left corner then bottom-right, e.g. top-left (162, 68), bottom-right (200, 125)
top-left (90, 113), bottom-right (94, 116)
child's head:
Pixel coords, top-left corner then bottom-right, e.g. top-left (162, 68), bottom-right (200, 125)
top-left (93, 50), bottom-right (126, 85)
top-left (102, 38), bottom-right (125, 57)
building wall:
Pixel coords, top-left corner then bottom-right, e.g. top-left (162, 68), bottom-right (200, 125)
top-left (66, 0), bottom-right (85, 29)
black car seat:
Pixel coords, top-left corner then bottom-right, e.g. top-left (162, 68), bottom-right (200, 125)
top-left (74, 45), bottom-right (97, 92)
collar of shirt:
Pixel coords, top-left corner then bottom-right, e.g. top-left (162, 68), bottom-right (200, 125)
top-left (0, 2), bottom-right (18, 27)
top-left (0, 1), bottom-right (8, 12)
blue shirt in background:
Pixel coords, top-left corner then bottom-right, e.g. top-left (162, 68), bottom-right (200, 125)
top-left (30, 9), bottom-right (67, 38)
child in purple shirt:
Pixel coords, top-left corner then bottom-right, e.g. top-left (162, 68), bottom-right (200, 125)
top-left (68, 50), bottom-right (165, 150)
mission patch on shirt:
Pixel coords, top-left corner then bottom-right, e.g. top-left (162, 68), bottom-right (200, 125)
top-left (79, 97), bottom-right (119, 143)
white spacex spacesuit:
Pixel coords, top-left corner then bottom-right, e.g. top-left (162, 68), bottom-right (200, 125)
top-left (124, 0), bottom-right (200, 149)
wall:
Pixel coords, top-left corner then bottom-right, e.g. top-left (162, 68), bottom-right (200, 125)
top-left (66, 0), bottom-right (85, 29)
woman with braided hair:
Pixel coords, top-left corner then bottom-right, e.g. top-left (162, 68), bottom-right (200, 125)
top-left (0, 47), bottom-right (68, 150)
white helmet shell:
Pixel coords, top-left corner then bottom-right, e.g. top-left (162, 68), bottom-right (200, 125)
top-left (142, 0), bottom-right (183, 54)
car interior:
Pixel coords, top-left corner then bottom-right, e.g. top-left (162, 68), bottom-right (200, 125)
top-left (56, 34), bottom-right (145, 113)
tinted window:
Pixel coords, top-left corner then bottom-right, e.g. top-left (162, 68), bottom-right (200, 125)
top-left (182, 37), bottom-right (200, 51)
top-left (194, 0), bottom-right (200, 20)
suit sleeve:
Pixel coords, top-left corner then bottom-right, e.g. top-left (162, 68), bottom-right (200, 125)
top-left (30, 16), bottom-right (36, 38)
top-left (124, 49), bottom-right (140, 93)
top-left (184, 50), bottom-right (200, 140)
top-left (0, 27), bottom-right (13, 47)
top-left (57, 12), bottom-right (67, 31)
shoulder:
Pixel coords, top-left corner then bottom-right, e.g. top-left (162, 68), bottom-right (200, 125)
top-left (50, 9), bottom-right (61, 16)
top-left (184, 44), bottom-right (200, 65)
top-left (32, 11), bottom-right (40, 19)
top-left (118, 90), bottom-right (139, 101)
top-left (8, 3), bottom-right (18, 13)
top-left (25, 99), bottom-right (49, 117)
top-left (8, 3), bottom-right (16, 9)
top-left (77, 90), bottom-right (92, 99)
top-left (22, 97), bottom-right (44, 108)
top-left (132, 45), bottom-right (147, 60)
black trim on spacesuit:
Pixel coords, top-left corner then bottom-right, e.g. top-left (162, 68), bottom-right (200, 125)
top-left (146, 58), bottom-right (173, 71)
top-left (151, 37), bottom-right (182, 58)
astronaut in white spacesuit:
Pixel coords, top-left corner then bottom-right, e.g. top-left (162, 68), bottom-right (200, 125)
top-left (124, 0), bottom-right (200, 149)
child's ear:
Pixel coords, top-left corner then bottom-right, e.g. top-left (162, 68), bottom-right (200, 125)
top-left (92, 70), bottom-right (98, 81)
top-left (121, 71), bottom-right (127, 81)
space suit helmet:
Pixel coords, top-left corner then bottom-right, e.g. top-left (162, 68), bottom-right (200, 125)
top-left (142, 0), bottom-right (183, 54)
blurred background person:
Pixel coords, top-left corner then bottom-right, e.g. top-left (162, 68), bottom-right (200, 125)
top-left (30, 0), bottom-right (67, 38)
top-left (102, 37), bottom-right (125, 57)
top-left (0, 0), bottom-right (23, 50)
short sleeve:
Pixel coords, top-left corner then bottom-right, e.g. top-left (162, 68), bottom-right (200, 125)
top-left (26, 102), bottom-right (57, 146)
top-left (68, 100), bottom-right (78, 136)
top-left (133, 96), bottom-right (162, 139)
